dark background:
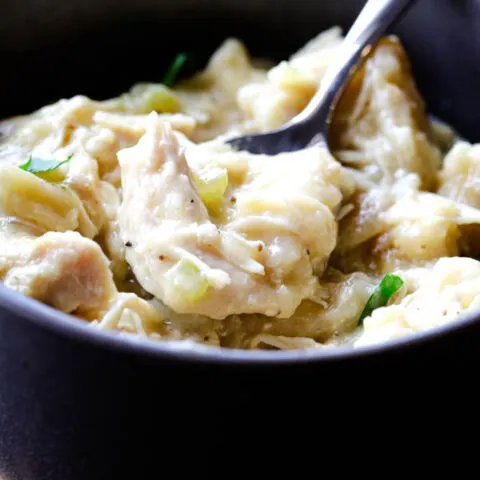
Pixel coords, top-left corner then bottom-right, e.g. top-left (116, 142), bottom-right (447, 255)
top-left (1, 0), bottom-right (480, 140)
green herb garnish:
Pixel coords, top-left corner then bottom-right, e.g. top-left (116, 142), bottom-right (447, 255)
top-left (358, 274), bottom-right (404, 326)
top-left (19, 154), bottom-right (73, 174)
top-left (162, 53), bottom-right (188, 88)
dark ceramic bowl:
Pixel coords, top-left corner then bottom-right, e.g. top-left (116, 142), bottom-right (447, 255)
top-left (1, 1), bottom-right (480, 478)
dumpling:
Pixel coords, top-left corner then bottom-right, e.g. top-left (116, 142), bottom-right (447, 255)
top-left (118, 113), bottom-right (343, 319)
top-left (438, 142), bottom-right (480, 208)
top-left (0, 230), bottom-right (116, 316)
top-left (330, 37), bottom-right (441, 190)
top-left (356, 257), bottom-right (480, 346)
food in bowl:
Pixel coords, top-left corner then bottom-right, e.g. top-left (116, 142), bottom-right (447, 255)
top-left (1, 27), bottom-right (479, 350)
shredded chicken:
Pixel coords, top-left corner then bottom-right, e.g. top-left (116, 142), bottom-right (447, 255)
top-left (118, 114), bottom-right (341, 319)
top-left (1, 28), bottom-right (479, 351)
top-left (0, 230), bottom-right (116, 315)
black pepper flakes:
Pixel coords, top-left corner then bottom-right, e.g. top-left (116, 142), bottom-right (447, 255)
top-left (125, 241), bottom-right (132, 247)
top-left (190, 199), bottom-right (195, 204)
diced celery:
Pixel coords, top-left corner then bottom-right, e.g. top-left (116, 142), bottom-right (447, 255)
top-left (269, 62), bottom-right (316, 90)
top-left (165, 258), bottom-right (209, 303)
top-left (191, 167), bottom-right (228, 209)
top-left (35, 168), bottom-right (66, 183)
top-left (127, 84), bottom-right (180, 114)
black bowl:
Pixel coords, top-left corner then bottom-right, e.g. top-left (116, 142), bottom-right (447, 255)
top-left (1, 0), bottom-right (480, 478)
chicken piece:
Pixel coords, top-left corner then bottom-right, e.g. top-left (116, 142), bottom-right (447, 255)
top-left (0, 164), bottom-right (96, 238)
top-left (93, 111), bottom-right (197, 140)
top-left (0, 96), bottom-right (99, 165)
top-left (118, 113), bottom-right (342, 319)
top-left (330, 37), bottom-right (441, 190)
top-left (356, 257), bottom-right (480, 347)
top-left (333, 171), bottom-right (480, 274)
top-left (0, 231), bottom-right (117, 315)
top-left (379, 189), bottom-right (480, 264)
top-left (438, 142), bottom-right (480, 208)
top-left (62, 150), bottom-right (109, 233)
top-left (95, 292), bottom-right (165, 336)
top-left (333, 173), bottom-right (419, 273)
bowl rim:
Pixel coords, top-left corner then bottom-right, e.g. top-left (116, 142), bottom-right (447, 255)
top-left (1, 283), bottom-right (478, 365)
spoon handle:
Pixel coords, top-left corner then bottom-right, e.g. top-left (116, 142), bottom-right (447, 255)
top-left (289, 0), bottom-right (418, 132)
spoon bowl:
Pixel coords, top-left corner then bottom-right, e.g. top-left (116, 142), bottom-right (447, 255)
top-left (227, 0), bottom-right (418, 155)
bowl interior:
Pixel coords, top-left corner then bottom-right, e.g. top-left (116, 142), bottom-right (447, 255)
top-left (0, 0), bottom-right (480, 362)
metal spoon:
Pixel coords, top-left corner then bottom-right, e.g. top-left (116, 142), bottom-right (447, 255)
top-left (227, 0), bottom-right (418, 155)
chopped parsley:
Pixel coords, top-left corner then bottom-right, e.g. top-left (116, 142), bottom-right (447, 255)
top-left (162, 53), bottom-right (188, 87)
top-left (358, 274), bottom-right (404, 326)
top-left (19, 154), bottom-right (73, 174)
